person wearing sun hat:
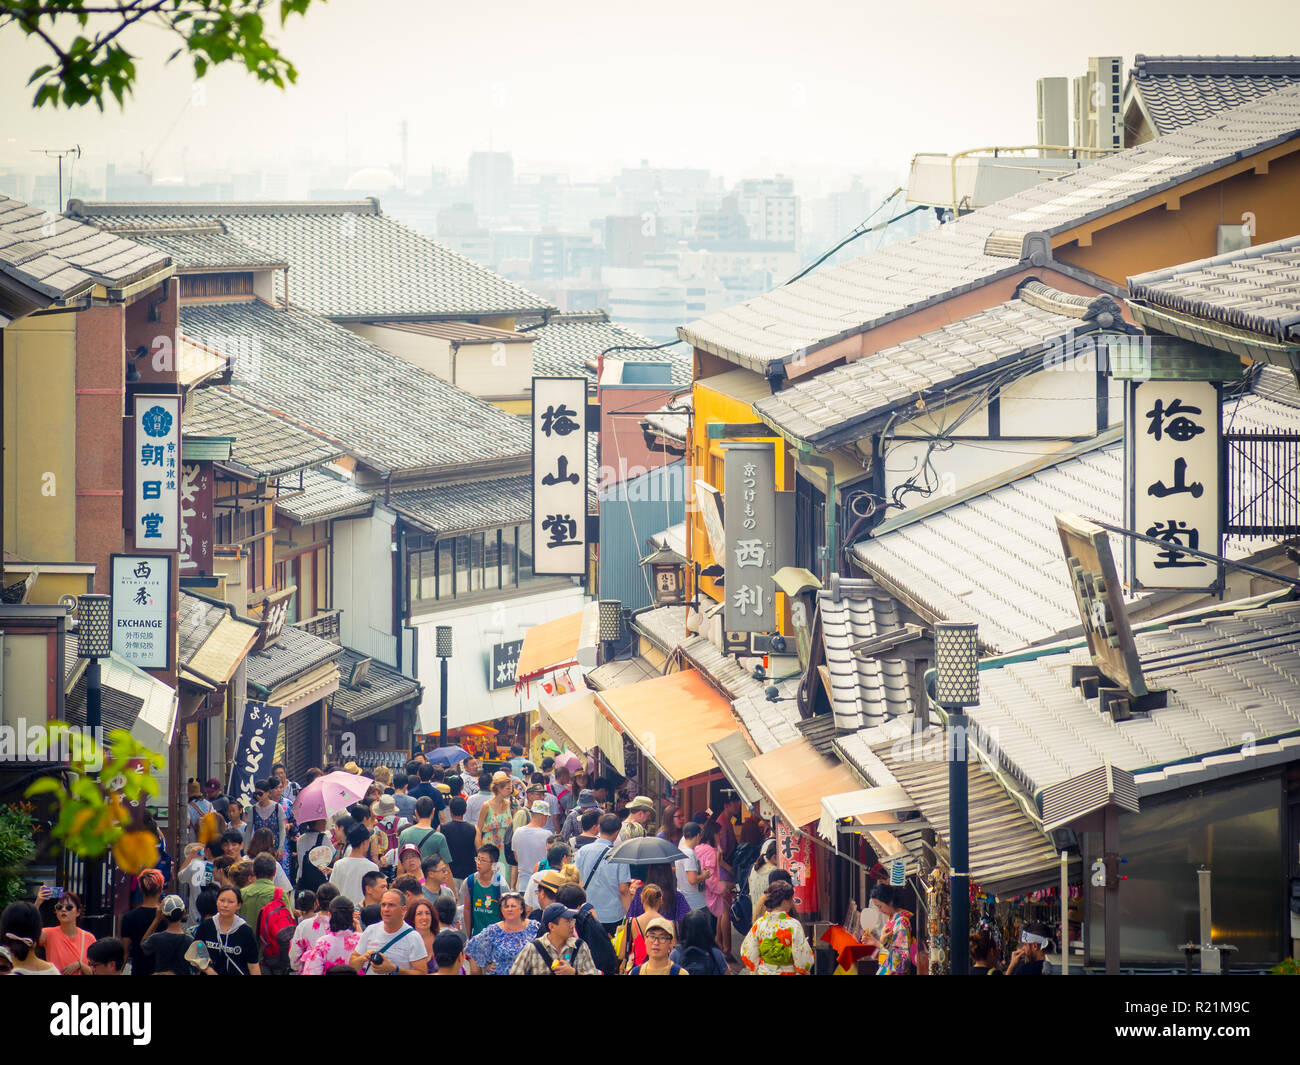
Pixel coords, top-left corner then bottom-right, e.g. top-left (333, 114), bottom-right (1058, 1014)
top-left (617, 795), bottom-right (655, 842)
top-left (627, 917), bottom-right (688, 976)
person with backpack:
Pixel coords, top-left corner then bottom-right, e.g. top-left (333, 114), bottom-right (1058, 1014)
top-left (627, 916), bottom-right (688, 976)
top-left (671, 907), bottom-right (728, 976)
top-left (462, 845), bottom-right (508, 937)
top-left (238, 854), bottom-right (279, 930)
top-left (349, 889), bottom-right (428, 974)
top-left (399, 796), bottom-right (452, 869)
top-left (574, 813), bottom-right (633, 934)
top-left (507, 902), bottom-right (598, 974)
top-left (372, 795), bottom-right (408, 869)
top-left (254, 874), bottom-right (298, 974)
top-left (554, 883), bottom-right (619, 976)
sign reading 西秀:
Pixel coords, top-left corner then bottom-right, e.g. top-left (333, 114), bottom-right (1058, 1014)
top-left (723, 442), bottom-right (777, 634)
top-left (532, 377), bottom-right (588, 576)
top-left (110, 553), bottom-right (172, 670)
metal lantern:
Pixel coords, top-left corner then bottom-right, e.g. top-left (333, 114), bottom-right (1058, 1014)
top-left (598, 600), bottom-right (623, 642)
top-left (640, 545), bottom-right (688, 606)
top-left (78, 594), bottom-right (113, 659)
top-left (933, 621), bottom-right (979, 708)
top-left (435, 625), bottom-right (454, 658)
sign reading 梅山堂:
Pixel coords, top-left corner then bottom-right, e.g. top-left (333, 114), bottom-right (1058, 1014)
top-left (532, 377), bottom-right (587, 575)
top-left (229, 701), bottom-right (283, 806)
top-left (489, 639), bottom-right (523, 690)
top-left (110, 554), bottom-right (171, 669)
top-left (1127, 380), bottom-right (1222, 590)
top-left (134, 395), bottom-right (182, 551)
top-left (723, 442), bottom-right (777, 634)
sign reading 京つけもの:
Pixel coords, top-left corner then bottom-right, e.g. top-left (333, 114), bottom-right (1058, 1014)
top-left (1127, 380), bottom-right (1222, 590)
top-left (532, 377), bottom-right (587, 575)
top-left (489, 639), bottom-right (523, 690)
top-left (110, 554), bottom-right (172, 669)
top-left (229, 701), bottom-right (283, 807)
top-left (723, 442), bottom-right (777, 634)
top-left (134, 395), bottom-right (181, 551)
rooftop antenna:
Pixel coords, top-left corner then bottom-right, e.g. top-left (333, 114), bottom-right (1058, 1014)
top-left (29, 145), bottom-right (81, 212)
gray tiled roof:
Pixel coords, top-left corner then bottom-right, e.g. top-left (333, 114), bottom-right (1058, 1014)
top-left (585, 655), bottom-right (660, 690)
top-left (185, 386), bottom-right (341, 477)
top-left (1129, 55), bottom-right (1300, 135)
top-left (276, 466), bottom-right (374, 524)
top-left (756, 285), bottom-right (1127, 447)
top-left (519, 311), bottom-right (690, 385)
top-left (390, 475), bottom-right (531, 535)
top-left (851, 387), bottom-right (1299, 654)
top-left (120, 224), bottom-right (288, 271)
top-left (180, 300), bottom-right (530, 473)
top-left (330, 648), bottom-right (421, 723)
top-left (1127, 234), bottom-right (1300, 342)
top-left (69, 199), bottom-right (551, 319)
top-left (0, 194), bottom-right (169, 302)
top-left (970, 599), bottom-right (1300, 796)
top-left (875, 731), bottom-right (1063, 896)
top-left (680, 85), bottom-right (1300, 369)
top-left (245, 624), bottom-right (345, 696)
top-left (178, 592), bottom-right (227, 667)
top-left (818, 577), bottom-right (916, 731)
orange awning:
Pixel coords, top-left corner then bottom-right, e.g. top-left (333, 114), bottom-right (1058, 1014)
top-left (595, 669), bottom-right (736, 785)
top-left (745, 737), bottom-right (863, 829)
top-left (515, 610), bottom-right (584, 683)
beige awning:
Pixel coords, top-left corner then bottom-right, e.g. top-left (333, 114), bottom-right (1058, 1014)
top-left (181, 613), bottom-right (261, 688)
top-left (537, 689), bottom-right (598, 753)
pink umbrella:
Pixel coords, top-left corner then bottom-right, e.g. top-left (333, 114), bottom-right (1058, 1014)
top-left (555, 750), bottom-right (582, 773)
top-left (293, 770), bottom-right (374, 823)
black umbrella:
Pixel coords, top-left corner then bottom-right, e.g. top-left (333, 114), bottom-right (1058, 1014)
top-left (605, 835), bottom-right (688, 865)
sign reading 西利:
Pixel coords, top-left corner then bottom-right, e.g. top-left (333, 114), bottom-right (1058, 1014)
top-left (488, 639), bottom-right (523, 690)
top-left (532, 377), bottom-right (588, 575)
top-left (134, 395), bottom-right (181, 551)
top-left (229, 700), bottom-right (283, 807)
top-left (110, 554), bottom-right (172, 670)
top-left (1127, 380), bottom-right (1222, 590)
top-left (723, 442), bottom-right (777, 634)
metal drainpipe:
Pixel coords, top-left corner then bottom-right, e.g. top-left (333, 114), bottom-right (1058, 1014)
top-left (795, 446), bottom-right (836, 583)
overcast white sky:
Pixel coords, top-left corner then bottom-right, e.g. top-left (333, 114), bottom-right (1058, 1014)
top-left (1, 0), bottom-right (1297, 188)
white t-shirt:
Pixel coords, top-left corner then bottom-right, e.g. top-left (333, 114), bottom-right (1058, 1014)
top-left (329, 855), bottom-right (380, 907)
top-left (355, 921), bottom-right (428, 974)
top-left (677, 842), bottom-right (706, 910)
top-left (465, 792), bottom-right (489, 827)
top-left (511, 825), bottom-right (551, 894)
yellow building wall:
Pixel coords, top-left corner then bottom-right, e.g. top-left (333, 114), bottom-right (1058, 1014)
top-left (690, 378), bottom-right (794, 633)
top-left (3, 313), bottom-right (78, 561)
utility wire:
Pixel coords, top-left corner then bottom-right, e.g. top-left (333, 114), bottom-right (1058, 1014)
top-left (786, 198), bottom-right (929, 286)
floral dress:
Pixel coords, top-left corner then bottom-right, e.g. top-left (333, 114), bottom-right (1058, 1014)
top-left (740, 910), bottom-right (814, 975)
top-left (298, 928), bottom-right (361, 976)
top-left (481, 802), bottom-right (514, 875)
top-left (464, 920), bottom-right (541, 975)
top-left (876, 909), bottom-right (912, 975)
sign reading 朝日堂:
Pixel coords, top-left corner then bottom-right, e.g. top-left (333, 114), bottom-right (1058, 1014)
top-left (532, 377), bottom-right (588, 576)
top-left (134, 395), bottom-right (182, 551)
top-left (723, 442), bottom-right (777, 634)
top-left (110, 554), bottom-right (172, 670)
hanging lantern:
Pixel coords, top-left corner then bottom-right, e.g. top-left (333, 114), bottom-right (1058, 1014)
top-left (639, 545), bottom-right (688, 606)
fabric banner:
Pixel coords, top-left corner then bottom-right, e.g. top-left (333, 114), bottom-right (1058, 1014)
top-left (775, 818), bottom-right (817, 914)
top-left (229, 700), bottom-right (283, 806)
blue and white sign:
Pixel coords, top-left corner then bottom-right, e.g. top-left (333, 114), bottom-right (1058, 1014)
top-left (229, 700), bottom-right (283, 806)
top-left (134, 395), bottom-right (182, 551)
top-left (110, 553), bottom-right (171, 670)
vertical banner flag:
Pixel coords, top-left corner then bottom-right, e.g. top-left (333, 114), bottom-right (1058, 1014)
top-left (110, 553), bottom-right (172, 670)
top-left (180, 461), bottom-right (214, 575)
top-left (532, 377), bottom-right (588, 575)
top-left (229, 701), bottom-right (283, 806)
top-left (723, 442), bottom-right (777, 634)
top-left (134, 395), bottom-right (182, 550)
top-left (1127, 380), bottom-right (1222, 590)
top-left (775, 819), bottom-right (817, 914)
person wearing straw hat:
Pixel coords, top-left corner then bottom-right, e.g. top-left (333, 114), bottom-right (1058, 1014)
top-left (617, 796), bottom-right (655, 842)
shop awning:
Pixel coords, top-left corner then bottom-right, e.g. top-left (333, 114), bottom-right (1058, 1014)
top-left (585, 655), bottom-right (659, 691)
top-left (537, 689), bottom-right (599, 753)
top-left (516, 609), bottom-right (585, 683)
top-left (816, 787), bottom-right (920, 844)
top-left (65, 651), bottom-right (179, 751)
top-left (595, 669), bottom-right (736, 785)
top-left (745, 737), bottom-right (863, 830)
top-left (706, 730), bottom-right (761, 806)
top-left (876, 730), bottom-right (1065, 897)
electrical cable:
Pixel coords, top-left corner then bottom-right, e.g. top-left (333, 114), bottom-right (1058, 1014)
top-left (785, 191), bottom-right (929, 286)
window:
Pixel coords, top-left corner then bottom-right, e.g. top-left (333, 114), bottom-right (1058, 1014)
top-left (407, 524), bottom-right (548, 607)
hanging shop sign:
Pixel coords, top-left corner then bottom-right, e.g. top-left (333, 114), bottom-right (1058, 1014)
top-left (488, 639), bottom-right (523, 691)
top-left (109, 553), bottom-right (174, 671)
top-left (723, 442), bottom-right (777, 634)
top-left (134, 395), bottom-right (182, 550)
top-left (179, 461), bottom-right (214, 575)
top-left (775, 819), bottom-right (817, 914)
top-left (532, 377), bottom-right (588, 575)
top-left (229, 700), bottom-right (283, 806)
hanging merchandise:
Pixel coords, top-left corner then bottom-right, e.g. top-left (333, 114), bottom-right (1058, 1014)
top-left (925, 868), bottom-right (950, 976)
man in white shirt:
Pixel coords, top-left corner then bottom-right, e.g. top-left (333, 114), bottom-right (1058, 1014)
top-left (677, 820), bottom-right (707, 910)
top-left (465, 771), bottom-right (492, 827)
top-left (329, 823), bottom-right (380, 907)
top-left (349, 889), bottom-right (428, 974)
top-left (510, 801), bottom-right (553, 897)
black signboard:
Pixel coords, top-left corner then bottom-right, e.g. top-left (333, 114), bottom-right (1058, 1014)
top-left (489, 639), bottom-right (523, 690)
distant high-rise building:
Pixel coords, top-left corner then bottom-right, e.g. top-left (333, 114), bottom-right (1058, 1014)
top-left (736, 177), bottom-right (800, 248)
top-left (468, 151), bottom-right (514, 220)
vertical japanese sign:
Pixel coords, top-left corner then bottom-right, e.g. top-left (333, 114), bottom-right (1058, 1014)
top-left (1127, 380), bottom-right (1222, 590)
top-left (180, 461), bottom-right (214, 575)
top-left (488, 639), bottom-right (523, 690)
top-left (134, 395), bottom-right (181, 550)
top-left (775, 819), bottom-right (817, 914)
top-left (229, 700), bottom-right (283, 806)
top-left (723, 442), bottom-right (777, 633)
top-left (532, 377), bottom-right (587, 575)
top-left (110, 554), bottom-right (173, 670)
